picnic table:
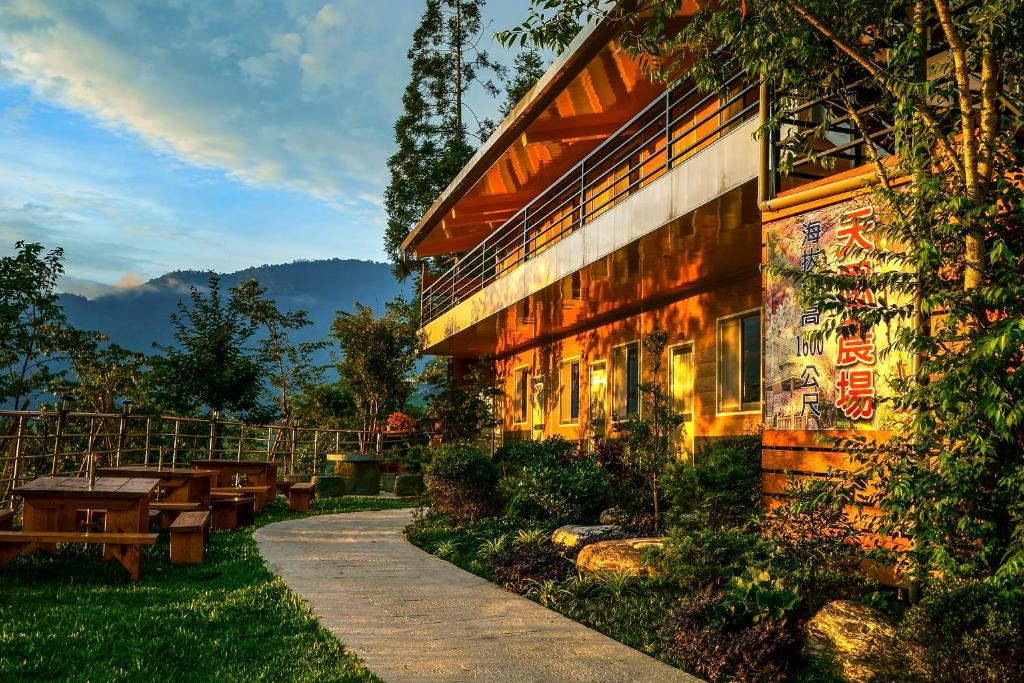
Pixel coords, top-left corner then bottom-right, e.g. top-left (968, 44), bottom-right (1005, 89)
top-left (1, 476), bottom-right (159, 581)
top-left (191, 460), bottom-right (285, 511)
top-left (97, 465), bottom-right (214, 507)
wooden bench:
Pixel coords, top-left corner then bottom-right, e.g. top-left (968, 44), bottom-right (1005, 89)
top-left (286, 482), bottom-right (316, 512)
top-left (0, 510), bottom-right (14, 531)
top-left (151, 501), bottom-right (204, 528)
top-left (0, 530), bottom-right (158, 581)
top-left (210, 495), bottom-right (256, 530)
top-left (169, 511), bottom-right (211, 565)
top-left (210, 485), bottom-right (275, 511)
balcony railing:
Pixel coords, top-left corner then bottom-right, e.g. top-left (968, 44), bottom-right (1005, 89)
top-left (421, 72), bottom-right (759, 325)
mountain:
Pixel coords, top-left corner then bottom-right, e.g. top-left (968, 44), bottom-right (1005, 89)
top-left (59, 259), bottom-right (410, 367)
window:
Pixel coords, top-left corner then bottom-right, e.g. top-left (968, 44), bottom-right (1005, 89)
top-left (531, 376), bottom-right (546, 438)
top-left (589, 361), bottom-right (607, 427)
top-left (559, 360), bottom-right (581, 424)
top-left (512, 367), bottom-right (529, 424)
top-left (612, 341), bottom-right (641, 421)
top-left (669, 343), bottom-right (695, 456)
top-left (718, 311), bottom-right (762, 413)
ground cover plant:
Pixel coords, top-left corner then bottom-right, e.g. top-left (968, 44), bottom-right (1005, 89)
top-left (0, 496), bottom-right (411, 682)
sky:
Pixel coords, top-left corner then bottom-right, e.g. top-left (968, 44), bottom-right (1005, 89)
top-left (0, 0), bottom-right (532, 297)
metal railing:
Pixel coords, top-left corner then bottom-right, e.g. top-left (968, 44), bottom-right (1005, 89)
top-left (0, 409), bottom-right (421, 509)
top-left (420, 72), bottom-right (759, 324)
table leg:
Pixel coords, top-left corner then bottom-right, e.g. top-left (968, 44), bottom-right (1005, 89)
top-left (21, 500), bottom-right (67, 555)
top-left (103, 501), bottom-right (149, 575)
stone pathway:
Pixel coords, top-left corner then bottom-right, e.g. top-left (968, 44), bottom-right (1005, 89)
top-left (255, 509), bottom-right (698, 682)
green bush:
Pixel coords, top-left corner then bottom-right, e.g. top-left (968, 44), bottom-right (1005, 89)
top-left (402, 444), bottom-right (429, 474)
top-left (897, 579), bottom-right (1024, 682)
top-left (424, 444), bottom-right (499, 521)
top-left (663, 434), bottom-right (761, 527)
top-left (652, 524), bottom-right (773, 592)
top-left (496, 437), bottom-right (611, 525)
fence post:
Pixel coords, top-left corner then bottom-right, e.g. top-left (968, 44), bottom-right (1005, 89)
top-left (9, 416), bottom-right (25, 509)
top-left (172, 419), bottom-right (181, 466)
top-left (312, 430), bottom-right (319, 476)
top-left (50, 399), bottom-right (70, 475)
top-left (290, 424), bottom-right (298, 474)
top-left (208, 411), bottom-right (220, 460)
top-left (143, 417), bottom-right (152, 466)
top-left (115, 400), bottom-right (132, 467)
top-left (237, 425), bottom-right (245, 461)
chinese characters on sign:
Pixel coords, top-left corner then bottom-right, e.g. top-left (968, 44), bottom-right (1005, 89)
top-left (764, 199), bottom-right (904, 431)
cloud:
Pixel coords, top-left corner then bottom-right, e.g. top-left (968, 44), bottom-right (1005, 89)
top-left (0, 0), bottom-right (417, 204)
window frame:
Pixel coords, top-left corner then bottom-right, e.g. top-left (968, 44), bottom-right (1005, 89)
top-left (511, 365), bottom-right (530, 425)
top-left (611, 339), bottom-right (642, 423)
top-left (716, 308), bottom-right (763, 415)
top-left (558, 357), bottom-right (582, 426)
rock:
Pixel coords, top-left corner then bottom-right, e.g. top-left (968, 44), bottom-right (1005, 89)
top-left (311, 474), bottom-right (347, 498)
top-left (575, 537), bottom-right (667, 577)
top-left (551, 524), bottom-right (625, 549)
top-left (380, 472), bottom-right (398, 493)
top-left (599, 507), bottom-right (627, 525)
top-left (804, 600), bottom-right (901, 682)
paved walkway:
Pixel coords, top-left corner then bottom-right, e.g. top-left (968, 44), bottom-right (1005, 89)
top-left (255, 509), bottom-right (697, 682)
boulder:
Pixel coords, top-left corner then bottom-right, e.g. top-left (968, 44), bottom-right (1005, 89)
top-left (804, 600), bottom-right (901, 682)
top-left (311, 474), bottom-right (347, 498)
top-left (575, 537), bottom-right (667, 577)
top-left (552, 524), bottom-right (625, 549)
top-left (599, 507), bottom-right (627, 525)
top-left (393, 474), bottom-right (423, 496)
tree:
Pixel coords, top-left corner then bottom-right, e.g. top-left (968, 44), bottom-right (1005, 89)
top-left (151, 273), bottom-right (263, 417)
top-left (384, 0), bottom-right (506, 278)
top-left (331, 297), bottom-right (419, 447)
top-left (55, 330), bottom-right (150, 414)
top-left (615, 328), bottom-right (684, 529)
top-left (232, 279), bottom-right (327, 423)
top-left (0, 242), bottom-right (71, 410)
top-left (423, 357), bottom-right (500, 444)
top-left (503, 0), bottom-right (1024, 584)
top-left (500, 49), bottom-right (547, 117)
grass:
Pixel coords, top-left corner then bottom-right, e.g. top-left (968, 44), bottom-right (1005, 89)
top-left (0, 495), bottom-right (413, 682)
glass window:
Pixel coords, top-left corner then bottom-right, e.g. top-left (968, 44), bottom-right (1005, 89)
top-left (612, 341), bottom-right (641, 421)
top-left (559, 360), bottom-right (581, 424)
top-left (513, 367), bottom-right (529, 424)
top-left (589, 361), bottom-right (607, 427)
top-left (718, 311), bottom-right (761, 412)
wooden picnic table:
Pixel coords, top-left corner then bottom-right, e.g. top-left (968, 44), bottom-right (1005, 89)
top-left (97, 465), bottom-right (214, 508)
top-left (190, 460), bottom-right (286, 511)
top-left (9, 476), bottom-right (158, 580)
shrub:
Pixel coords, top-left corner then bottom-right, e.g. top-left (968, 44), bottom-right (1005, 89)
top-left (592, 437), bottom-right (652, 516)
top-left (401, 444), bottom-right (429, 474)
top-left (497, 437), bottom-right (611, 525)
top-left (707, 568), bottom-right (801, 631)
top-left (664, 584), bottom-right (802, 683)
top-left (897, 579), bottom-right (1024, 682)
top-left (424, 445), bottom-right (499, 521)
top-left (490, 542), bottom-right (574, 592)
top-left (653, 525), bottom-right (773, 592)
top-left (663, 435), bottom-right (761, 528)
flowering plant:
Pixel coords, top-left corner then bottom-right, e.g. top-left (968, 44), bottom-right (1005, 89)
top-left (385, 411), bottom-right (415, 432)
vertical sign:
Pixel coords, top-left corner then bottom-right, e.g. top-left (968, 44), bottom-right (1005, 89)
top-left (764, 197), bottom-right (907, 431)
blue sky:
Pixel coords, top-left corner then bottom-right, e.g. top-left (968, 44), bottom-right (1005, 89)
top-left (0, 0), bottom-right (531, 297)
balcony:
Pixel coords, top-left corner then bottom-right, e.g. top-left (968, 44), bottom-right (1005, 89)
top-left (420, 74), bottom-right (760, 349)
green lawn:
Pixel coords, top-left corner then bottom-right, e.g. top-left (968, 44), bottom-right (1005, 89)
top-left (0, 496), bottom-right (413, 682)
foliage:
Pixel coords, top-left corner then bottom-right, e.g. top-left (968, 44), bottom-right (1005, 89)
top-left (896, 579), bottom-right (1024, 682)
top-left (489, 542), bottom-right (574, 592)
top-left (424, 444), bottom-right (499, 521)
top-left (499, 49), bottom-right (546, 117)
top-left (664, 584), bottom-right (803, 683)
top-left (653, 525), bottom-right (773, 593)
top-left (591, 436), bottom-right (653, 519)
top-left (291, 381), bottom-right (356, 429)
top-left (332, 297), bottom-right (418, 438)
top-left (54, 330), bottom-right (150, 414)
top-left (663, 434), bottom-right (762, 528)
top-left (384, 0), bottom-right (505, 277)
top-left (0, 496), bottom-right (409, 682)
top-left (0, 241), bottom-right (72, 410)
top-left (707, 568), bottom-right (802, 631)
top-left (497, 437), bottom-right (610, 525)
top-left (402, 444), bottom-right (430, 474)
top-left (422, 357), bottom-right (500, 444)
top-left (385, 411), bottom-right (416, 432)
top-left (232, 279), bottom-right (327, 423)
top-left (613, 328), bottom-right (684, 528)
top-left (151, 273), bottom-right (263, 416)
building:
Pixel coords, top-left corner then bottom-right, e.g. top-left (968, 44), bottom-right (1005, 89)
top-left (402, 12), bottom-right (894, 462)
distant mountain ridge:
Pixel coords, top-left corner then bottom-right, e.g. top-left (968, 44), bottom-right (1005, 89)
top-left (59, 259), bottom-right (409, 363)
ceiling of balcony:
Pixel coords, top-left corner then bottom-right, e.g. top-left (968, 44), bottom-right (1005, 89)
top-left (403, 7), bottom-right (701, 259)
